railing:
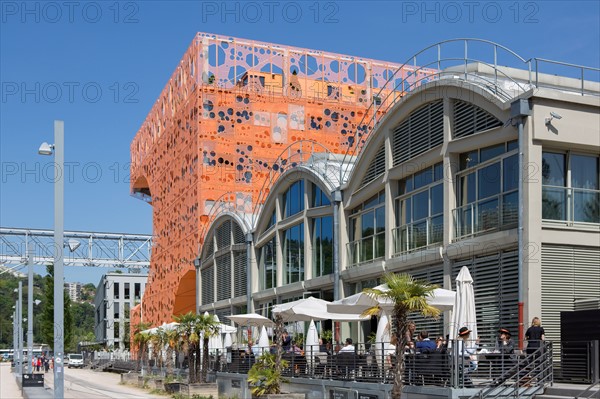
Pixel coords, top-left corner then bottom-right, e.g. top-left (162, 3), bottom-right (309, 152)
top-left (534, 58), bottom-right (600, 96)
top-left (542, 186), bottom-right (600, 226)
top-left (347, 232), bottom-right (385, 267)
top-left (393, 216), bottom-right (443, 255)
top-left (453, 191), bottom-right (518, 240)
top-left (220, 339), bottom-right (554, 391)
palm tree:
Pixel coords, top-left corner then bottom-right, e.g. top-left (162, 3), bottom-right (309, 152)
top-left (175, 312), bottom-right (201, 383)
top-left (164, 328), bottom-right (178, 376)
top-left (132, 322), bottom-right (151, 373)
top-left (363, 273), bottom-right (440, 399)
top-left (196, 313), bottom-right (220, 383)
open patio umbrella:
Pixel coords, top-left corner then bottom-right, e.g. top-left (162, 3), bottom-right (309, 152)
top-left (327, 285), bottom-right (456, 314)
top-left (226, 313), bottom-right (275, 327)
top-left (305, 320), bottom-right (320, 370)
top-left (449, 266), bottom-right (478, 344)
top-left (272, 296), bottom-right (369, 322)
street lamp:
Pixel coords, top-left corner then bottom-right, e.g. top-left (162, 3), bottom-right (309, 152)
top-left (38, 120), bottom-right (66, 399)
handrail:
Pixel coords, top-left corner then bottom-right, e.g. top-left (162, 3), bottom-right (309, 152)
top-left (576, 379), bottom-right (600, 398)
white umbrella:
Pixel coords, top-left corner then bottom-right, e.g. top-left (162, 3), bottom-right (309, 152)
top-left (257, 326), bottom-right (270, 355)
top-left (208, 314), bottom-right (224, 355)
top-left (272, 296), bottom-right (369, 322)
top-left (226, 313), bottom-right (275, 327)
top-left (305, 320), bottom-right (320, 370)
top-left (449, 266), bottom-right (478, 343)
top-left (374, 310), bottom-right (392, 369)
top-left (219, 324), bottom-right (237, 334)
top-left (223, 333), bottom-right (233, 348)
top-left (328, 285), bottom-right (455, 314)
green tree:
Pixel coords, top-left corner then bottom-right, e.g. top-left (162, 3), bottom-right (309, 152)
top-left (196, 313), bottom-right (220, 384)
top-left (68, 302), bottom-right (95, 352)
top-left (40, 264), bottom-right (74, 351)
top-left (132, 322), bottom-right (151, 372)
top-left (364, 273), bottom-right (440, 399)
top-left (174, 312), bottom-right (201, 383)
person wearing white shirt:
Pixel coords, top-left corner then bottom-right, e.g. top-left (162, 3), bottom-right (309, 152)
top-left (339, 338), bottom-right (355, 353)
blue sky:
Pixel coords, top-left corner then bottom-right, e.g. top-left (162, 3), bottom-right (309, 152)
top-left (1, 0), bottom-right (599, 283)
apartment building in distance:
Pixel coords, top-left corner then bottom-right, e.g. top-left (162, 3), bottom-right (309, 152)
top-left (94, 273), bottom-right (148, 350)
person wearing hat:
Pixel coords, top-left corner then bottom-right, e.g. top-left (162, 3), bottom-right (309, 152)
top-left (456, 327), bottom-right (479, 387)
top-left (493, 328), bottom-right (515, 384)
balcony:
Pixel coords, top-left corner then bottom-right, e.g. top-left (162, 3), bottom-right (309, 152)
top-left (347, 232), bottom-right (385, 267)
top-left (542, 186), bottom-right (600, 226)
top-left (453, 191), bottom-right (518, 240)
top-left (393, 216), bottom-right (443, 255)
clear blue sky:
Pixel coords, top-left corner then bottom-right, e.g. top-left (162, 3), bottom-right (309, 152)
top-left (1, 1), bottom-right (599, 283)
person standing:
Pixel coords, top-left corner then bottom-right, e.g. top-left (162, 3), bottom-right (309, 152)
top-left (525, 317), bottom-right (545, 355)
top-left (525, 317), bottom-right (546, 379)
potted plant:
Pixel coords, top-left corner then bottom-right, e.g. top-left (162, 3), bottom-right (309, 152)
top-left (248, 352), bottom-right (295, 398)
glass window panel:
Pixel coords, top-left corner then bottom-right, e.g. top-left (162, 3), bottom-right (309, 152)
top-left (375, 231), bottom-right (385, 258)
top-left (434, 162), bottom-right (444, 181)
top-left (134, 283), bottom-right (141, 300)
top-left (406, 176), bottom-right (413, 193)
top-left (375, 206), bottom-right (386, 233)
top-left (542, 187), bottom-right (567, 220)
top-left (480, 143), bottom-right (505, 162)
top-left (477, 198), bottom-right (499, 231)
top-left (507, 140), bottom-right (518, 152)
top-left (414, 167), bottom-right (433, 190)
top-left (313, 217), bottom-right (333, 276)
top-left (502, 191), bottom-right (519, 225)
top-left (460, 150), bottom-right (479, 170)
top-left (542, 152), bottom-right (565, 186)
top-left (362, 210), bottom-right (375, 237)
top-left (459, 173), bottom-right (476, 205)
top-left (430, 215), bottom-right (443, 244)
top-left (114, 282), bottom-right (119, 299)
top-left (478, 162), bottom-right (501, 199)
top-left (114, 302), bottom-right (120, 319)
top-left (574, 191), bottom-right (600, 223)
top-left (405, 198), bottom-right (412, 224)
top-left (571, 154), bottom-right (599, 189)
top-left (413, 221), bottom-right (427, 249)
top-left (430, 183), bottom-right (443, 215)
top-left (413, 190), bottom-right (429, 221)
top-left (364, 194), bottom-right (379, 210)
top-left (124, 283), bottom-right (130, 299)
top-left (503, 154), bottom-right (519, 192)
top-left (399, 179), bottom-right (409, 195)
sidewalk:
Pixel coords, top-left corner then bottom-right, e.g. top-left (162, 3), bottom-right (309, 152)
top-left (0, 363), bottom-right (23, 399)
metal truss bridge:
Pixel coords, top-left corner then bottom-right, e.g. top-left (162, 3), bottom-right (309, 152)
top-left (0, 227), bottom-right (152, 271)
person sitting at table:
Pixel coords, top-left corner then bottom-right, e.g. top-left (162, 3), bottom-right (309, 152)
top-left (282, 330), bottom-right (292, 351)
top-left (456, 327), bottom-right (479, 387)
top-left (404, 321), bottom-right (416, 349)
top-left (416, 330), bottom-right (437, 353)
top-left (339, 338), bottom-right (355, 353)
top-left (494, 328), bottom-right (515, 383)
top-left (289, 341), bottom-right (304, 355)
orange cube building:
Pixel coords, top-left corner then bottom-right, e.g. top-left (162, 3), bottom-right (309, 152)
top-left (130, 32), bottom-right (433, 329)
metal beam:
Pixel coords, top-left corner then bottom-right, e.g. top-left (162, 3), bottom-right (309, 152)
top-left (0, 227), bottom-right (152, 269)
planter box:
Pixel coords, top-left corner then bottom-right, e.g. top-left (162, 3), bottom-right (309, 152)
top-left (164, 382), bottom-right (182, 394)
top-left (261, 394), bottom-right (305, 399)
top-left (188, 382), bottom-right (217, 396)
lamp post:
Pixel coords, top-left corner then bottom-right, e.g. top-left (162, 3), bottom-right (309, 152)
top-left (38, 120), bottom-right (65, 398)
top-left (27, 244), bottom-right (33, 374)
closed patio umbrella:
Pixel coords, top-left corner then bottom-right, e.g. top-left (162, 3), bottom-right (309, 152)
top-left (449, 266), bottom-right (478, 344)
top-left (305, 320), bottom-right (320, 370)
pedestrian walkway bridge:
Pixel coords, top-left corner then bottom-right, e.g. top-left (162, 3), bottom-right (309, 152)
top-left (0, 227), bottom-right (152, 271)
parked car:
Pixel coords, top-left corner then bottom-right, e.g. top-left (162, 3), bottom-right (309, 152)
top-left (67, 353), bottom-right (84, 368)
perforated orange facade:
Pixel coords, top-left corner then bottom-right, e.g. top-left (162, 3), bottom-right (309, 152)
top-left (130, 32), bottom-right (434, 328)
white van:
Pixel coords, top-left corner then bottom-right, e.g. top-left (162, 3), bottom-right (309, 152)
top-left (67, 353), bottom-right (83, 368)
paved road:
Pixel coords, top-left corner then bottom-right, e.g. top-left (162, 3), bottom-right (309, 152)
top-left (44, 368), bottom-right (167, 399)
